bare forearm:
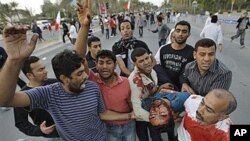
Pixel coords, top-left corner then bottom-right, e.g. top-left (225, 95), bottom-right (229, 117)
top-left (0, 59), bottom-right (23, 105)
top-left (100, 110), bottom-right (131, 121)
top-left (75, 25), bottom-right (90, 58)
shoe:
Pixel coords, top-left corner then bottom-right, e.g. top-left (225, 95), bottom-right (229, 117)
top-left (240, 45), bottom-right (245, 49)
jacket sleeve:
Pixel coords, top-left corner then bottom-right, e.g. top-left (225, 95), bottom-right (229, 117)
top-left (14, 107), bottom-right (44, 136)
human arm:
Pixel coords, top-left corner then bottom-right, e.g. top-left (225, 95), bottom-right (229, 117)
top-left (73, 0), bottom-right (91, 74)
top-left (14, 108), bottom-right (56, 137)
top-left (209, 71), bottom-right (232, 91)
top-left (128, 75), bottom-right (150, 121)
top-left (74, 0), bottom-right (91, 58)
top-left (14, 107), bottom-right (44, 136)
top-left (179, 64), bottom-right (195, 94)
top-left (200, 27), bottom-right (205, 38)
top-left (116, 57), bottom-right (131, 77)
top-left (99, 110), bottom-right (134, 121)
top-left (0, 26), bottom-right (38, 107)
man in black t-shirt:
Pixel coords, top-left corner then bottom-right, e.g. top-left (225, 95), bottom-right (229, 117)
top-left (13, 56), bottom-right (59, 139)
top-left (86, 36), bottom-right (101, 73)
top-left (154, 20), bottom-right (194, 90)
top-left (112, 20), bottom-right (155, 77)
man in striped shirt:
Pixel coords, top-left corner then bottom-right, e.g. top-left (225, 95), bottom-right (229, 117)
top-left (181, 38), bottom-right (232, 96)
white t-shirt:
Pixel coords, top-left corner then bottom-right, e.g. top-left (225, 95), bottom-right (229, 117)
top-left (177, 95), bottom-right (232, 141)
top-left (69, 25), bottom-right (77, 39)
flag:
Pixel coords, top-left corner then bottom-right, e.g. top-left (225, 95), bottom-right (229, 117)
top-left (55, 11), bottom-right (61, 32)
top-left (125, 0), bottom-right (131, 11)
top-left (99, 2), bottom-right (107, 14)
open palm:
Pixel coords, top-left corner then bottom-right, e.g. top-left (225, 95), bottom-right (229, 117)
top-left (3, 26), bottom-right (38, 60)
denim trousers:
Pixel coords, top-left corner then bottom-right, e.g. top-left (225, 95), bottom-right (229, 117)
top-left (106, 120), bottom-right (136, 141)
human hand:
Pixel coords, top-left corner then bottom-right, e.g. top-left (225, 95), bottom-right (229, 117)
top-left (181, 83), bottom-right (195, 94)
top-left (158, 83), bottom-right (174, 91)
top-left (40, 121), bottom-right (55, 135)
top-left (3, 26), bottom-right (38, 60)
top-left (76, 0), bottom-right (92, 26)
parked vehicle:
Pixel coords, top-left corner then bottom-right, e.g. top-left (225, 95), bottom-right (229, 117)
top-left (36, 20), bottom-right (50, 30)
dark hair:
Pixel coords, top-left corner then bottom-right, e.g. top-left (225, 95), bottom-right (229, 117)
top-left (175, 20), bottom-right (191, 33)
top-left (87, 36), bottom-right (100, 47)
top-left (119, 20), bottom-right (134, 31)
top-left (157, 15), bottom-right (163, 23)
top-left (211, 15), bottom-right (218, 23)
top-left (22, 56), bottom-right (40, 76)
top-left (96, 50), bottom-right (116, 63)
top-left (195, 38), bottom-right (217, 51)
top-left (209, 89), bottom-right (237, 115)
top-left (52, 49), bottom-right (83, 83)
top-left (131, 48), bottom-right (148, 62)
top-left (0, 47), bottom-right (7, 69)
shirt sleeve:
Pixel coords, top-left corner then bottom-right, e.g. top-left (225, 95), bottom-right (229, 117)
top-left (209, 71), bottom-right (232, 91)
top-left (14, 107), bottom-right (43, 136)
top-left (128, 75), bottom-right (149, 122)
top-left (97, 88), bottom-right (106, 114)
top-left (25, 86), bottom-right (51, 111)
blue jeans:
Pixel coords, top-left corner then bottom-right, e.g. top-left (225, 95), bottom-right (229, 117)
top-left (106, 120), bottom-right (136, 141)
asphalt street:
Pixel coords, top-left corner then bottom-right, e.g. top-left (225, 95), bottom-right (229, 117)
top-left (1, 13), bottom-right (250, 141)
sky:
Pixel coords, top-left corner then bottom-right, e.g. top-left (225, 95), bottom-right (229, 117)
top-left (139, 0), bottom-right (165, 7)
top-left (2, 0), bottom-right (165, 14)
top-left (2, 0), bottom-right (57, 14)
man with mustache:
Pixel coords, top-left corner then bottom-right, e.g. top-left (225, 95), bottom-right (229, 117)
top-left (14, 56), bottom-right (59, 139)
top-left (177, 89), bottom-right (237, 141)
top-left (142, 89), bottom-right (237, 141)
top-left (180, 38), bottom-right (232, 96)
top-left (154, 20), bottom-right (194, 90)
top-left (128, 47), bottom-right (176, 141)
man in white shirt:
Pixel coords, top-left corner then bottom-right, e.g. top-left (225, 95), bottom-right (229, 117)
top-left (69, 21), bottom-right (77, 45)
top-left (200, 15), bottom-right (223, 52)
top-left (177, 89), bottom-right (237, 141)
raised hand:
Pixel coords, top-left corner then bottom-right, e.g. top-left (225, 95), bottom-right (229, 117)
top-left (76, 0), bottom-right (92, 26)
top-left (3, 26), bottom-right (38, 60)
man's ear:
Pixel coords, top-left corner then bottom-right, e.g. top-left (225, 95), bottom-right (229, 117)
top-left (59, 75), bottom-right (69, 84)
top-left (193, 51), bottom-right (197, 59)
top-left (26, 72), bottom-right (33, 79)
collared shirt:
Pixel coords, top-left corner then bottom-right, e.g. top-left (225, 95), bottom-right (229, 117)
top-left (89, 71), bottom-right (132, 124)
top-left (182, 59), bottom-right (232, 96)
top-left (200, 23), bottom-right (223, 45)
top-left (177, 95), bottom-right (232, 141)
top-left (128, 66), bottom-right (158, 122)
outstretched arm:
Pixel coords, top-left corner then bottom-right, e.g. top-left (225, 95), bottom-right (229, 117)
top-left (0, 26), bottom-right (38, 107)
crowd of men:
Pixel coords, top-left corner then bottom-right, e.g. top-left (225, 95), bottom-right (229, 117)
top-left (1, 0), bottom-right (248, 140)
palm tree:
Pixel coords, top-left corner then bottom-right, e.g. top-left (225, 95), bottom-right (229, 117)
top-left (10, 2), bottom-right (20, 22)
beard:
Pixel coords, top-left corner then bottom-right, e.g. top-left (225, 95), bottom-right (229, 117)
top-left (175, 38), bottom-right (187, 44)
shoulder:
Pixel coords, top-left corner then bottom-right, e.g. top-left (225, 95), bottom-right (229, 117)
top-left (216, 60), bottom-right (232, 74)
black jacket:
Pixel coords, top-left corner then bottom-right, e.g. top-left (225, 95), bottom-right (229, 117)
top-left (14, 78), bottom-right (59, 138)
